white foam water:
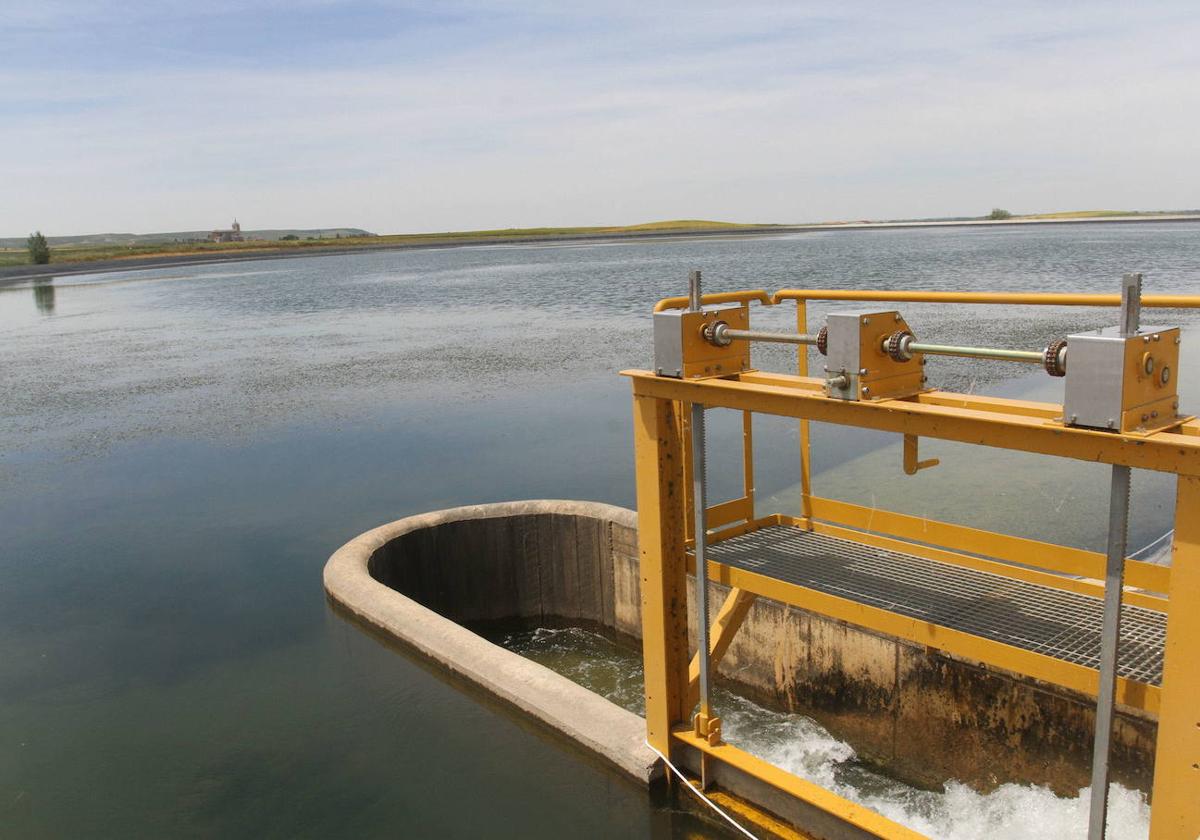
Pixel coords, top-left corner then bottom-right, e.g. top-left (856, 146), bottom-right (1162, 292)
top-left (718, 694), bottom-right (1151, 840)
top-left (500, 627), bottom-right (1152, 840)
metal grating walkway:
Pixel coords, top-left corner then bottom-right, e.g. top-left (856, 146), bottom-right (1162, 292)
top-left (706, 525), bottom-right (1167, 686)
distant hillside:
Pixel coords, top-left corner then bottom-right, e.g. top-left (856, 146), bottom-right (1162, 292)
top-left (0, 228), bottom-right (375, 248)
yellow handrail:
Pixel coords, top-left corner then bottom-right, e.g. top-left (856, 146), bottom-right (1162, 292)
top-left (771, 289), bottom-right (1200, 307)
top-left (653, 288), bottom-right (774, 312)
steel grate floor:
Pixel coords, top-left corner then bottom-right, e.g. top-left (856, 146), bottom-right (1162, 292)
top-left (705, 525), bottom-right (1166, 686)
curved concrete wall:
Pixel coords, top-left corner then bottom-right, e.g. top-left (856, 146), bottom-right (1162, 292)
top-left (323, 500), bottom-right (658, 784)
top-left (326, 500), bottom-right (1155, 797)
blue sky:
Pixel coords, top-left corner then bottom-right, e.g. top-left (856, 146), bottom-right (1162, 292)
top-left (3, 1), bottom-right (1199, 235)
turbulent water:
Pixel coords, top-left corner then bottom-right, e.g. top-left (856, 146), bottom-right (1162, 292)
top-left (500, 627), bottom-right (1151, 840)
top-left (3, 222), bottom-right (1198, 838)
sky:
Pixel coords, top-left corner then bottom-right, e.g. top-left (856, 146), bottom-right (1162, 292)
top-left (3, 1), bottom-right (1199, 236)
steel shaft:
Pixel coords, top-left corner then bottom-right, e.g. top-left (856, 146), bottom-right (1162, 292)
top-left (687, 270), bottom-right (712, 729)
top-left (1087, 272), bottom-right (1142, 840)
top-left (905, 341), bottom-right (1043, 364)
top-left (712, 323), bottom-right (1045, 364)
top-left (714, 326), bottom-right (820, 346)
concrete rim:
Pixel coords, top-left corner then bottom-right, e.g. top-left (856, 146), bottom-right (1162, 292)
top-left (323, 500), bottom-right (658, 784)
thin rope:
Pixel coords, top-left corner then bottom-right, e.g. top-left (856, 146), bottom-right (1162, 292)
top-left (644, 740), bottom-right (760, 840)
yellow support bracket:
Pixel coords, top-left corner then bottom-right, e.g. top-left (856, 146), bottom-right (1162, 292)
top-left (686, 586), bottom-right (758, 711)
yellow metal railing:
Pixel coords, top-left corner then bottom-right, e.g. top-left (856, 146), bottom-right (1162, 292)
top-left (771, 289), bottom-right (1200, 307)
top-left (653, 288), bottom-right (774, 312)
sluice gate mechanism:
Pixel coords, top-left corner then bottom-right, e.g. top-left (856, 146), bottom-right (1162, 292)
top-left (626, 274), bottom-right (1200, 840)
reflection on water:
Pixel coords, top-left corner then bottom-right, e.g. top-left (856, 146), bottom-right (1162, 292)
top-left (1, 222), bottom-right (1198, 838)
top-left (32, 280), bottom-right (55, 314)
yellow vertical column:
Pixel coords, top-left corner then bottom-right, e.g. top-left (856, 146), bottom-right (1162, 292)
top-left (633, 393), bottom-right (690, 755)
top-left (796, 300), bottom-right (814, 524)
top-left (1149, 474), bottom-right (1200, 839)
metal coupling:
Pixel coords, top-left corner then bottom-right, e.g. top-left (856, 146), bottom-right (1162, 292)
top-left (1043, 338), bottom-right (1068, 377)
top-left (884, 330), bottom-right (915, 362)
top-left (707, 321), bottom-right (732, 346)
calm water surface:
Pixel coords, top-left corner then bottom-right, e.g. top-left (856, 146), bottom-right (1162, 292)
top-left (3, 223), bottom-right (1199, 838)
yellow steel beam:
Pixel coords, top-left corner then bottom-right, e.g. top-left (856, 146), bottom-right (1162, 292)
top-left (705, 558), bottom-right (1159, 713)
top-left (914, 390), bottom-right (1063, 419)
top-left (686, 587), bottom-right (758, 710)
top-left (737, 370), bottom-right (1200, 434)
top-left (706, 512), bottom-right (800, 543)
top-left (633, 394), bottom-right (690, 755)
top-left (771, 289), bottom-right (1200, 308)
top-left (809, 496), bottom-right (1171, 598)
top-left (672, 728), bottom-right (929, 840)
top-left (706, 496), bottom-right (754, 531)
top-left (1148, 475), bottom-right (1200, 840)
top-left (624, 371), bottom-right (1200, 477)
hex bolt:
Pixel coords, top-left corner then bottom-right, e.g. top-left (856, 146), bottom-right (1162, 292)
top-left (1152, 410), bottom-right (1159, 419)
top-left (861, 386), bottom-right (870, 395)
top-left (859, 368), bottom-right (868, 375)
top-left (1142, 414), bottom-right (1149, 422)
top-left (1143, 336), bottom-right (1151, 344)
top-left (1153, 334), bottom-right (1161, 341)
top-left (862, 318), bottom-right (871, 325)
top-left (894, 313), bottom-right (902, 321)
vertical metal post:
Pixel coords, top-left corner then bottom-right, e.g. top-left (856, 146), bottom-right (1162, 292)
top-left (1087, 273), bottom-right (1141, 840)
top-left (633, 392), bottom-right (689, 758)
top-left (796, 300), bottom-right (814, 525)
top-left (1148, 474), bottom-right (1200, 839)
top-left (687, 270), bottom-right (713, 738)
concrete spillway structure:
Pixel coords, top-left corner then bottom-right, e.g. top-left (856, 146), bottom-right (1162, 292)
top-left (323, 500), bottom-right (1156, 815)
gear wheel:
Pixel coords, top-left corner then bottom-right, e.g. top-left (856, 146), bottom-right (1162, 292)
top-left (816, 325), bottom-right (828, 355)
top-left (1043, 338), bottom-right (1068, 377)
top-left (884, 330), bottom-right (914, 362)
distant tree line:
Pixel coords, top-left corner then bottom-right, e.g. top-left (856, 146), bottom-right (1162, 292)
top-left (987, 208), bottom-right (1013, 220)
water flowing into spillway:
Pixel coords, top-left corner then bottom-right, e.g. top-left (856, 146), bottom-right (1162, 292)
top-left (498, 627), bottom-right (1151, 840)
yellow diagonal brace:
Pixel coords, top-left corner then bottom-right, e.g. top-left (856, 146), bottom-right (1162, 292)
top-left (686, 587), bottom-right (758, 710)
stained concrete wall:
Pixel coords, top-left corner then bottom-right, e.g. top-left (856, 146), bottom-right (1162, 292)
top-left (347, 500), bottom-right (1157, 796)
top-left (365, 502), bottom-right (642, 639)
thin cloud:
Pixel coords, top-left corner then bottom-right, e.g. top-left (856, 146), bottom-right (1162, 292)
top-left (3, 1), bottom-right (1198, 234)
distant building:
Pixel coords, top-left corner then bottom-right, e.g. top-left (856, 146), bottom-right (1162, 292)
top-left (209, 219), bottom-right (244, 243)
